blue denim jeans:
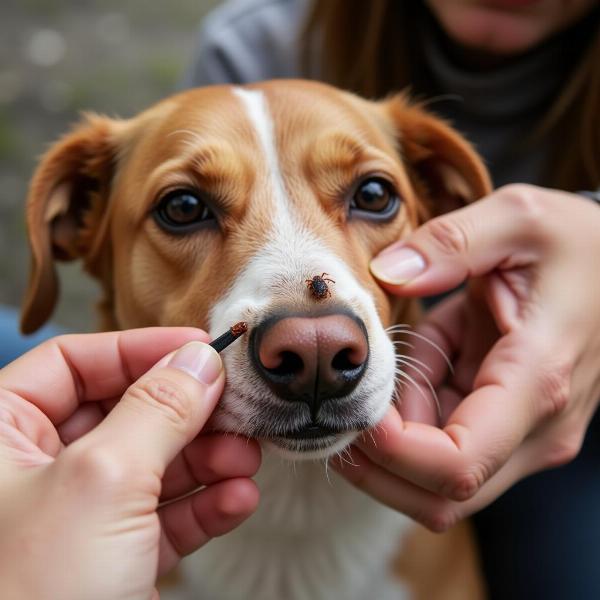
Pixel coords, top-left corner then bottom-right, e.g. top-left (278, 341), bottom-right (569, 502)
top-left (0, 305), bottom-right (63, 368)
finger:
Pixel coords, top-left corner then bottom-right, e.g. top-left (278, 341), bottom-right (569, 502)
top-left (331, 447), bottom-right (456, 532)
top-left (158, 478), bottom-right (259, 575)
top-left (57, 403), bottom-right (105, 445)
top-left (0, 327), bottom-right (209, 424)
top-left (359, 332), bottom-right (549, 501)
top-left (0, 388), bottom-right (61, 457)
top-left (370, 185), bottom-right (547, 296)
top-left (437, 387), bottom-right (463, 425)
top-left (161, 434), bottom-right (261, 501)
top-left (451, 283), bottom-right (502, 394)
top-left (395, 292), bottom-right (465, 424)
top-left (334, 439), bottom-right (539, 531)
top-left (73, 342), bottom-right (224, 479)
top-left (56, 398), bottom-right (123, 446)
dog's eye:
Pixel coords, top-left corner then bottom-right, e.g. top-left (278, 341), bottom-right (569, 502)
top-left (351, 178), bottom-right (400, 218)
top-left (154, 190), bottom-right (214, 232)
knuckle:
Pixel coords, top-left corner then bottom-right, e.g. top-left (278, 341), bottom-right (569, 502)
top-left (422, 507), bottom-right (458, 533)
top-left (497, 184), bottom-right (545, 224)
top-left (192, 443), bottom-right (227, 481)
top-left (43, 333), bottom-right (80, 350)
top-left (443, 466), bottom-right (485, 501)
top-left (67, 445), bottom-right (129, 487)
top-left (537, 360), bottom-right (572, 420)
top-left (543, 430), bottom-right (584, 469)
top-left (127, 376), bottom-right (193, 428)
top-left (215, 479), bottom-right (259, 520)
top-left (442, 425), bottom-right (490, 500)
top-left (423, 217), bottom-right (469, 257)
top-left (0, 403), bottom-right (17, 428)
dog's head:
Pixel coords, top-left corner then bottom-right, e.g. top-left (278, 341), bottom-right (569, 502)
top-left (21, 80), bottom-right (490, 459)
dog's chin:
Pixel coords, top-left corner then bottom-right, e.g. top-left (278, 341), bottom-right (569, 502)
top-left (263, 431), bottom-right (358, 461)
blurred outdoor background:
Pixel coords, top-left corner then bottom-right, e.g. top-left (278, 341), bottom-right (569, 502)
top-left (0, 0), bottom-right (220, 331)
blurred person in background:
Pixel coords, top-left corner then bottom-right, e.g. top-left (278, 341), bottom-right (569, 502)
top-left (183, 1), bottom-right (600, 598)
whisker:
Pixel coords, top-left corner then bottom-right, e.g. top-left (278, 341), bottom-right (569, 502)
top-left (385, 323), bottom-right (412, 334)
top-left (367, 428), bottom-right (377, 448)
top-left (336, 448), bottom-right (358, 467)
top-left (391, 340), bottom-right (415, 350)
top-left (394, 368), bottom-right (430, 405)
top-left (369, 421), bottom-right (388, 442)
top-left (323, 457), bottom-right (332, 485)
top-left (390, 381), bottom-right (403, 407)
top-left (388, 326), bottom-right (454, 375)
top-left (394, 367), bottom-right (441, 417)
top-left (395, 360), bottom-right (441, 416)
top-left (394, 353), bottom-right (434, 374)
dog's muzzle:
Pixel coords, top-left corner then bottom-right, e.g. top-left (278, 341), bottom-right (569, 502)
top-left (249, 311), bottom-right (369, 444)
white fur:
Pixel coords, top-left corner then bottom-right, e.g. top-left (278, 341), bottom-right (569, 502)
top-left (162, 87), bottom-right (413, 600)
top-left (172, 455), bottom-right (412, 600)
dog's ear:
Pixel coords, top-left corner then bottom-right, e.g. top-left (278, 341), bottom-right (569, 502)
top-left (382, 94), bottom-right (492, 221)
top-left (21, 113), bottom-right (125, 334)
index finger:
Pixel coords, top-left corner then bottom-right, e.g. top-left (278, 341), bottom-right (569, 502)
top-left (370, 184), bottom-right (552, 298)
top-left (0, 327), bottom-right (209, 424)
top-left (359, 329), bottom-right (552, 501)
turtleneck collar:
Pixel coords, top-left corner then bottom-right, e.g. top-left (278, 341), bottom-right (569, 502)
top-left (420, 7), bottom-right (599, 123)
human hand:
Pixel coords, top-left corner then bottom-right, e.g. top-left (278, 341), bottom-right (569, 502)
top-left (334, 184), bottom-right (600, 531)
top-left (0, 328), bottom-right (260, 600)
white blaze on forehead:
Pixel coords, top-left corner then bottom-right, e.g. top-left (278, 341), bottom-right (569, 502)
top-left (232, 87), bottom-right (288, 213)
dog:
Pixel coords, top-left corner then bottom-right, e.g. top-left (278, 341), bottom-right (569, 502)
top-left (21, 80), bottom-right (491, 600)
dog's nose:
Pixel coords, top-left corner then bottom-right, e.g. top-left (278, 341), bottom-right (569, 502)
top-left (251, 313), bottom-right (369, 411)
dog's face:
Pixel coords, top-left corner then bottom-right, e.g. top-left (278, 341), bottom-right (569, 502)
top-left (21, 80), bottom-right (490, 459)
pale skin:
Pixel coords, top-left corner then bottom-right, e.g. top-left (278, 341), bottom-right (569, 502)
top-left (330, 0), bottom-right (600, 532)
top-left (425, 0), bottom-right (597, 56)
top-left (0, 328), bottom-right (261, 600)
top-left (334, 185), bottom-right (600, 531)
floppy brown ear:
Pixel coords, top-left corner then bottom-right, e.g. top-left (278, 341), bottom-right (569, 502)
top-left (383, 94), bottom-right (492, 220)
top-left (21, 114), bottom-right (124, 334)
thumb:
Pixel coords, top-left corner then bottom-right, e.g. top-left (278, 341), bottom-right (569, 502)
top-left (79, 341), bottom-right (224, 478)
top-left (369, 187), bottom-right (537, 297)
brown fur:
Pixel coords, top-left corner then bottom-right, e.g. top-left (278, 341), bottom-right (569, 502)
top-left (21, 80), bottom-right (491, 598)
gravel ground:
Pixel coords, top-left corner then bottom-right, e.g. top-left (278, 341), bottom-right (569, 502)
top-left (0, 0), bottom-right (219, 331)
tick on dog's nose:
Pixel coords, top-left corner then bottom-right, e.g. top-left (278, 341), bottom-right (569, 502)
top-left (305, 273), bottom-right (335, 300)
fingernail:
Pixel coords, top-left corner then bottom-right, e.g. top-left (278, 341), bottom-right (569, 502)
top-left (168, 342), bottom-right (222, 384)
top-left (370, 246), bottom-right (426, 284)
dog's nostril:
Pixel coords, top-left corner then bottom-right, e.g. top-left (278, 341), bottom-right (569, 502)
top-left (266, 351), bottom-right (303, 378)
top-left (331, 347), bottom-right (362, 372)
